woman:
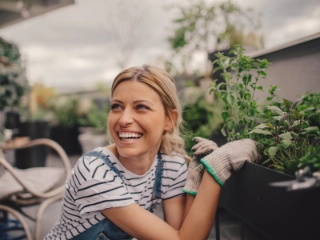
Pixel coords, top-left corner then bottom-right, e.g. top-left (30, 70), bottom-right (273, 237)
top-left (45, 65), bottom-right (258, 240)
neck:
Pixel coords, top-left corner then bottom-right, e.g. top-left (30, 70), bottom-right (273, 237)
top-left (108, 144), bottom-right (158, 175)
top-left (120, 155), bottom-right (155, 175)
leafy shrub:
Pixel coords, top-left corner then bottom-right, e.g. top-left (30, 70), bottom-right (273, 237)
top-left (210, 45), bottom-right (320, 175)
top-left (250, 99), bottom-right (319, 175)
top-left (0, 37), bottom-right (29, 111)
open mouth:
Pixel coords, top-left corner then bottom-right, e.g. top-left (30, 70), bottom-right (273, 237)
top-left (118, 132), bottom-right (143, 140)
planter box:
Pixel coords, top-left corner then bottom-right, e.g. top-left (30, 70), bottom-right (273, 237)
top-left (218, 162), bottom-right (320, 240)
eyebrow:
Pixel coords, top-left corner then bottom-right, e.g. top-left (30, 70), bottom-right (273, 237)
top-left (111, 99), bottom-right (154, 106)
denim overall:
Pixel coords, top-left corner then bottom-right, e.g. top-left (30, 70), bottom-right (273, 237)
top-left (72, 151), bottom-right (164, 240)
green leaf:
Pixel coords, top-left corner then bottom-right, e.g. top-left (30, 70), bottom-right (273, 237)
top-left (213, 67), bottom-right (222, 74)
top-left (302, 126), bottom-right (319, 134)
top-left (244, 93), bottom-right (251, 100)
top-left (267, 106), bottom-right (284, 116)
top-left (227, 120), bottom-right (234, 130)
top-left (249, 129), bottom-right (273, 135)
top-left (257, 86), bottom-right (263, 91)
top-left (280, 140), bottom-right (292, 148)
top-left (279, 132), bottom-right (292, 140)
top-left (272, 116), bottom-right (282, 121)
top-left (268, 147), bottom-right (278, 159)
top-left (221, 127), bottom-right (226, 137)
top-left (258, 70), bottom-right (267, 76)
top-left (221, 111), bottom-right (229, 121)
top-left (254, 123), bottom-right (274, 130)
top-left (300, 107), bottom-right (315, 114)
top-left (261, 158), bottom-right (272, 165)
top-left (292, 120), bottom-right (301, 127)
top-left (226, 94), bottom-right (234, 105)
top-left (216, 82), bottom-right (226, 91)
top-left (283, 98), bottom-right (291, 111)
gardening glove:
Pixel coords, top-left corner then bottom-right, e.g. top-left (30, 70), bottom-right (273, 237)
top-left (200, 139), bottom-right (259, 187)
top-left (192, 137), bottom-right (219, 158)
top-left (183, 137), bottom-right (219, 196)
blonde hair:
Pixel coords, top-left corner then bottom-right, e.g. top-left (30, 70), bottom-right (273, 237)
top-left (110, 64), bottom-right (191, 163)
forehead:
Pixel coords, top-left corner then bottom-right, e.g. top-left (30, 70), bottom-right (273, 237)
top-left (112, 80), bottom-right (162, 103)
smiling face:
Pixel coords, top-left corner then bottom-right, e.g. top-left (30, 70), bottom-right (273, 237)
top-left (108, 80), bottom-right (172, 164)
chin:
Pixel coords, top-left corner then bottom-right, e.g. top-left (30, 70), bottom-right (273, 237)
top-left (116, 147), bottom-right (141, 158)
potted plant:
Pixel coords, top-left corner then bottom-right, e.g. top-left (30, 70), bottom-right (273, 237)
top-left (13, 82), bottom-right (56, 168)
top-left (209, 45), bottom-right (320, 240)
top-left (49, 94), bottom-right (83, 155)
top-left (78, 99), bottom-right (109, 154)
top-left (0, 37), bottom-right (29, 143)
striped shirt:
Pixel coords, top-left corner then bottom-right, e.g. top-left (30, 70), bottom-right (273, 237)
top-left (45, 147), bottom-right (187, 239)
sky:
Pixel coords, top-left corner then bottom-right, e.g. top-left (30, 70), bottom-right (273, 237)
top-left (1, 0), bottom-right (319, 92)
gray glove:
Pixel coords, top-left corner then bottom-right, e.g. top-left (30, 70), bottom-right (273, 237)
top-left (200, 139), bottom-right (259, 187)
top-left (183, 137), bottom-right (218, 195)
top-left (192, 137), bottom-right (219, 157)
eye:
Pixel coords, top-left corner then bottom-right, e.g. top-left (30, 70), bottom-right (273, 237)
top-left (111, 103), bottom-right (122, 110)
top-left (136, 104), bottom-right (150, 110)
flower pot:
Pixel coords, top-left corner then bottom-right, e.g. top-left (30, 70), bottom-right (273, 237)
top-left (15, 120), bottom-right (50, 169)
top-left (217, 162), bottom-right (320, 240)
top-left (78, 130), bottom-right (108, 154)
top-left (50, 125), bottom-right (82, 156)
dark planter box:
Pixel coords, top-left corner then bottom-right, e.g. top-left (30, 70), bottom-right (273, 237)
top-left (218, 162), bottom-right (320, 240)
top-left (15, 120), bottom-right (50, 169)
top-left (50, 125), bottom-right (82, 156)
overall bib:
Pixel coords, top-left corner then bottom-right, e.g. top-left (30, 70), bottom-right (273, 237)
top-left (73, 151), bottom-right (164, 240)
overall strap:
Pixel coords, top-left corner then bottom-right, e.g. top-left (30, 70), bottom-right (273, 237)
top-left (84, 150), bottom-right (164, 214)
top-left (83, 151), bottom-right (123, 180)
top-left (149, 151), bottom-right (164, 212)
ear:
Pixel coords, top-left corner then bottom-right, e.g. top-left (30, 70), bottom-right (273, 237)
top-left (164, 110), bottom-right (178, 133)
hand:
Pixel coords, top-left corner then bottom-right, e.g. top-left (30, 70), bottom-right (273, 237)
top-left (183, 137), bottom-right (218, 195)
top-left (191, 137), bottom-right (219, 158)
top-left (200, 139), bottom-right (259, 187)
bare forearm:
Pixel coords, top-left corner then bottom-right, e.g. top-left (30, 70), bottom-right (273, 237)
top-left (180, 170), bottom-right (221, 240)
top-left (183, 194), bottom-right (195, 220)
top-left (102, 171), bottom-right (221, 240)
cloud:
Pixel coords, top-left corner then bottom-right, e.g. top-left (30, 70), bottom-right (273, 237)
top-left (0, 0), bottom-right (319, 91)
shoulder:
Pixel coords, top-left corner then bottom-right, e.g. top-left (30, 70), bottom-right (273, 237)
top-left (73, 147), bottom-right (120, 181)
top-left (161, 152), bottom-right (187, 177)
top-left (161, 152), bottom-right (187, 169)
top-left (160, 152), bottom-right (187, 199)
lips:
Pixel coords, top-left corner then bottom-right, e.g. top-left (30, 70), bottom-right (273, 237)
top-left (118, 132), bottom-right (143, 140)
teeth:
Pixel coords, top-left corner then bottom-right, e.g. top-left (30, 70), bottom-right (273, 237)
top-left (119, 132), bottom-right (142, 139)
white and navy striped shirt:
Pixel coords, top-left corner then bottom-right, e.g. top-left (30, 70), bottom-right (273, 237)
top-left (45, 147), bottom-right (187, 240)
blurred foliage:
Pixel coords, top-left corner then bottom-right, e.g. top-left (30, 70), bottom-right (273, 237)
top-left (297, 92), bottom-right (320, 127)
top-left (298, 146), bottom-right (320, 172)
top-left (0, 37), bottom-right (29, 111)
top-left (166, 0), bottom-right (263, 75)
top-left (18, 81), bottom-right (57, 121)
top-left (79, 101), bottom-right (110, 133)
top-left (50, 95), bottom-right (81, 127)
top-left (182, 96), bottom-right (223, 155)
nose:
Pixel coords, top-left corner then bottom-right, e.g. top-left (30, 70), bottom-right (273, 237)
top-left (118, 108), bottom-right (134, 126)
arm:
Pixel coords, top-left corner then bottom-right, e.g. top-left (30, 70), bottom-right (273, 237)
top-left (101, 170), bottom-right (221, 240)
top-left (101, 139), bottom-right (257, 239)
top-left (162, 195), bottom-right (185, 229)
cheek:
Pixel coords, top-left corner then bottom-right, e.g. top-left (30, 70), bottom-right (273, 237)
top-left (107, 114), bottom-right (115, 130)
